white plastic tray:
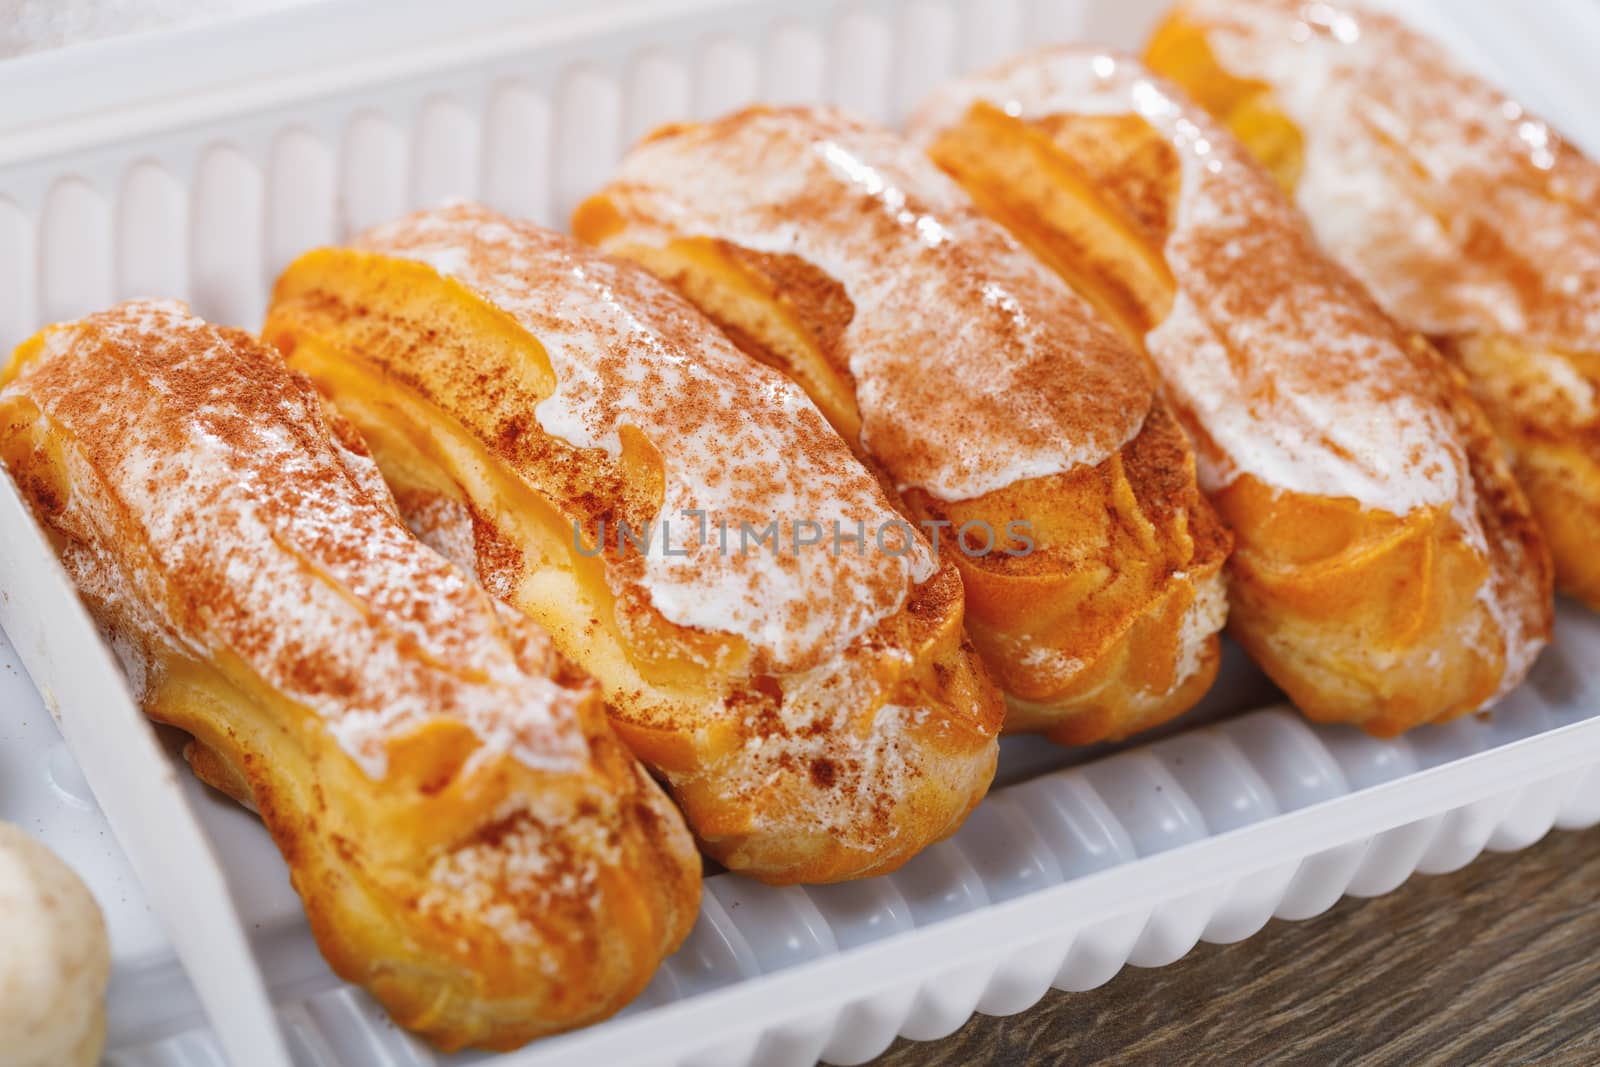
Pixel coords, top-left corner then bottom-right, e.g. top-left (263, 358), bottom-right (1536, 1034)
top-left (2, 2), bottom-right (1598, 1065)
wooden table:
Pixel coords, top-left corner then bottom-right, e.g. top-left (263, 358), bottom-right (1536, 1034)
top-left (872, 828), bottom-right (1600, 1066)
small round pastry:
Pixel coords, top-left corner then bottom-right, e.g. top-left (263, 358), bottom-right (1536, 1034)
top-left (0, 822), bottom-right (111, 1067)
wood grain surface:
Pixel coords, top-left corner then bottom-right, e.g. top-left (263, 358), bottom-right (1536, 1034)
top-left (870, 828), bottom-right (1600, 1066)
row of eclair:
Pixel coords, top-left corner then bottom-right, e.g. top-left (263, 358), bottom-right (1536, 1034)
top-left (2, 0), bottom-right (1594, 1052)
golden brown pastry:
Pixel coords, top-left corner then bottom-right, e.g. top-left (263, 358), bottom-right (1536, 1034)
top-left (574, 106), bottom-right (1231, 746)
top-left (0, 301), bottom-right (700, 1051)
top-left (264, 205), bottom-right (1003, 884)
top-left (1147, 0), bottom-right (1600, 610)
top-left (910, 48), bottom-right (1553, 735)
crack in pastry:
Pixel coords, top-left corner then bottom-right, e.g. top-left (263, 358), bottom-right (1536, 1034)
top-left (0, 301), bottom-right (701, 1051)
top-left (1147, 0), bottom-right (1600, 611)
top-left (910, 48), bottom-right (1553, 735)
top-left (265, 206), bottom-right (1003, 884)
top-left (575, 107), bottom-right (1231, 745)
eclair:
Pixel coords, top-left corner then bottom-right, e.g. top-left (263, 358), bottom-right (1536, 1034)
top-left (1147, 0), bottom-right (1600, 610)
top-left (910, 49), bottom-right (1552, 735)
top-left (265, 205), bottom-right (1004, 884)
top-left (575, 106), bottom-right (1231, 746)
top-left (0, 301), bottom-right (701, 1051)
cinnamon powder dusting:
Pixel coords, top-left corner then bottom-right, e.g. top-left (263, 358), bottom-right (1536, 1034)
top-left (912, 47), bottom-right (1548, 690)
top-left (590, 106), bottom-right (1156, 503)
top-left (357, 205), bottom-right (935, 672)
top-left (1184, 0), bottom-right (1600, 355)
top-left (2, 300), bottom-right (589, 779)
top-left (914, 49), bottom-right (1472, 518)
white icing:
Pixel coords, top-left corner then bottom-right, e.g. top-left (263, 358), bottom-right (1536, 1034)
top-left (360, 207), bottom-right (934, 671)
top-left (914, 52), bottom-right (1470, 520)
top-left (594, 109), bottom-right (1153, 503)
top-left (22, 301), bottom-right (588, 780)
top-left (1185, 0), bottom-right (1600, 354)
top-left (913, 47), bottom-right (1549, 703)
top-left (1514, 347), bottom-right (1599, 424)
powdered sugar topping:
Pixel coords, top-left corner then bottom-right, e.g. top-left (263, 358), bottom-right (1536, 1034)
top-left (915, 50), bottom-right (1471, 518)
top-left (594, 107), bottom-right (1154, 503)
top-left (1183, 0), bottom-right (1600, 354)
top-left (359, 206), bottom-right (933, 671)
top-left (10, 300), bottom-right (589, 779)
